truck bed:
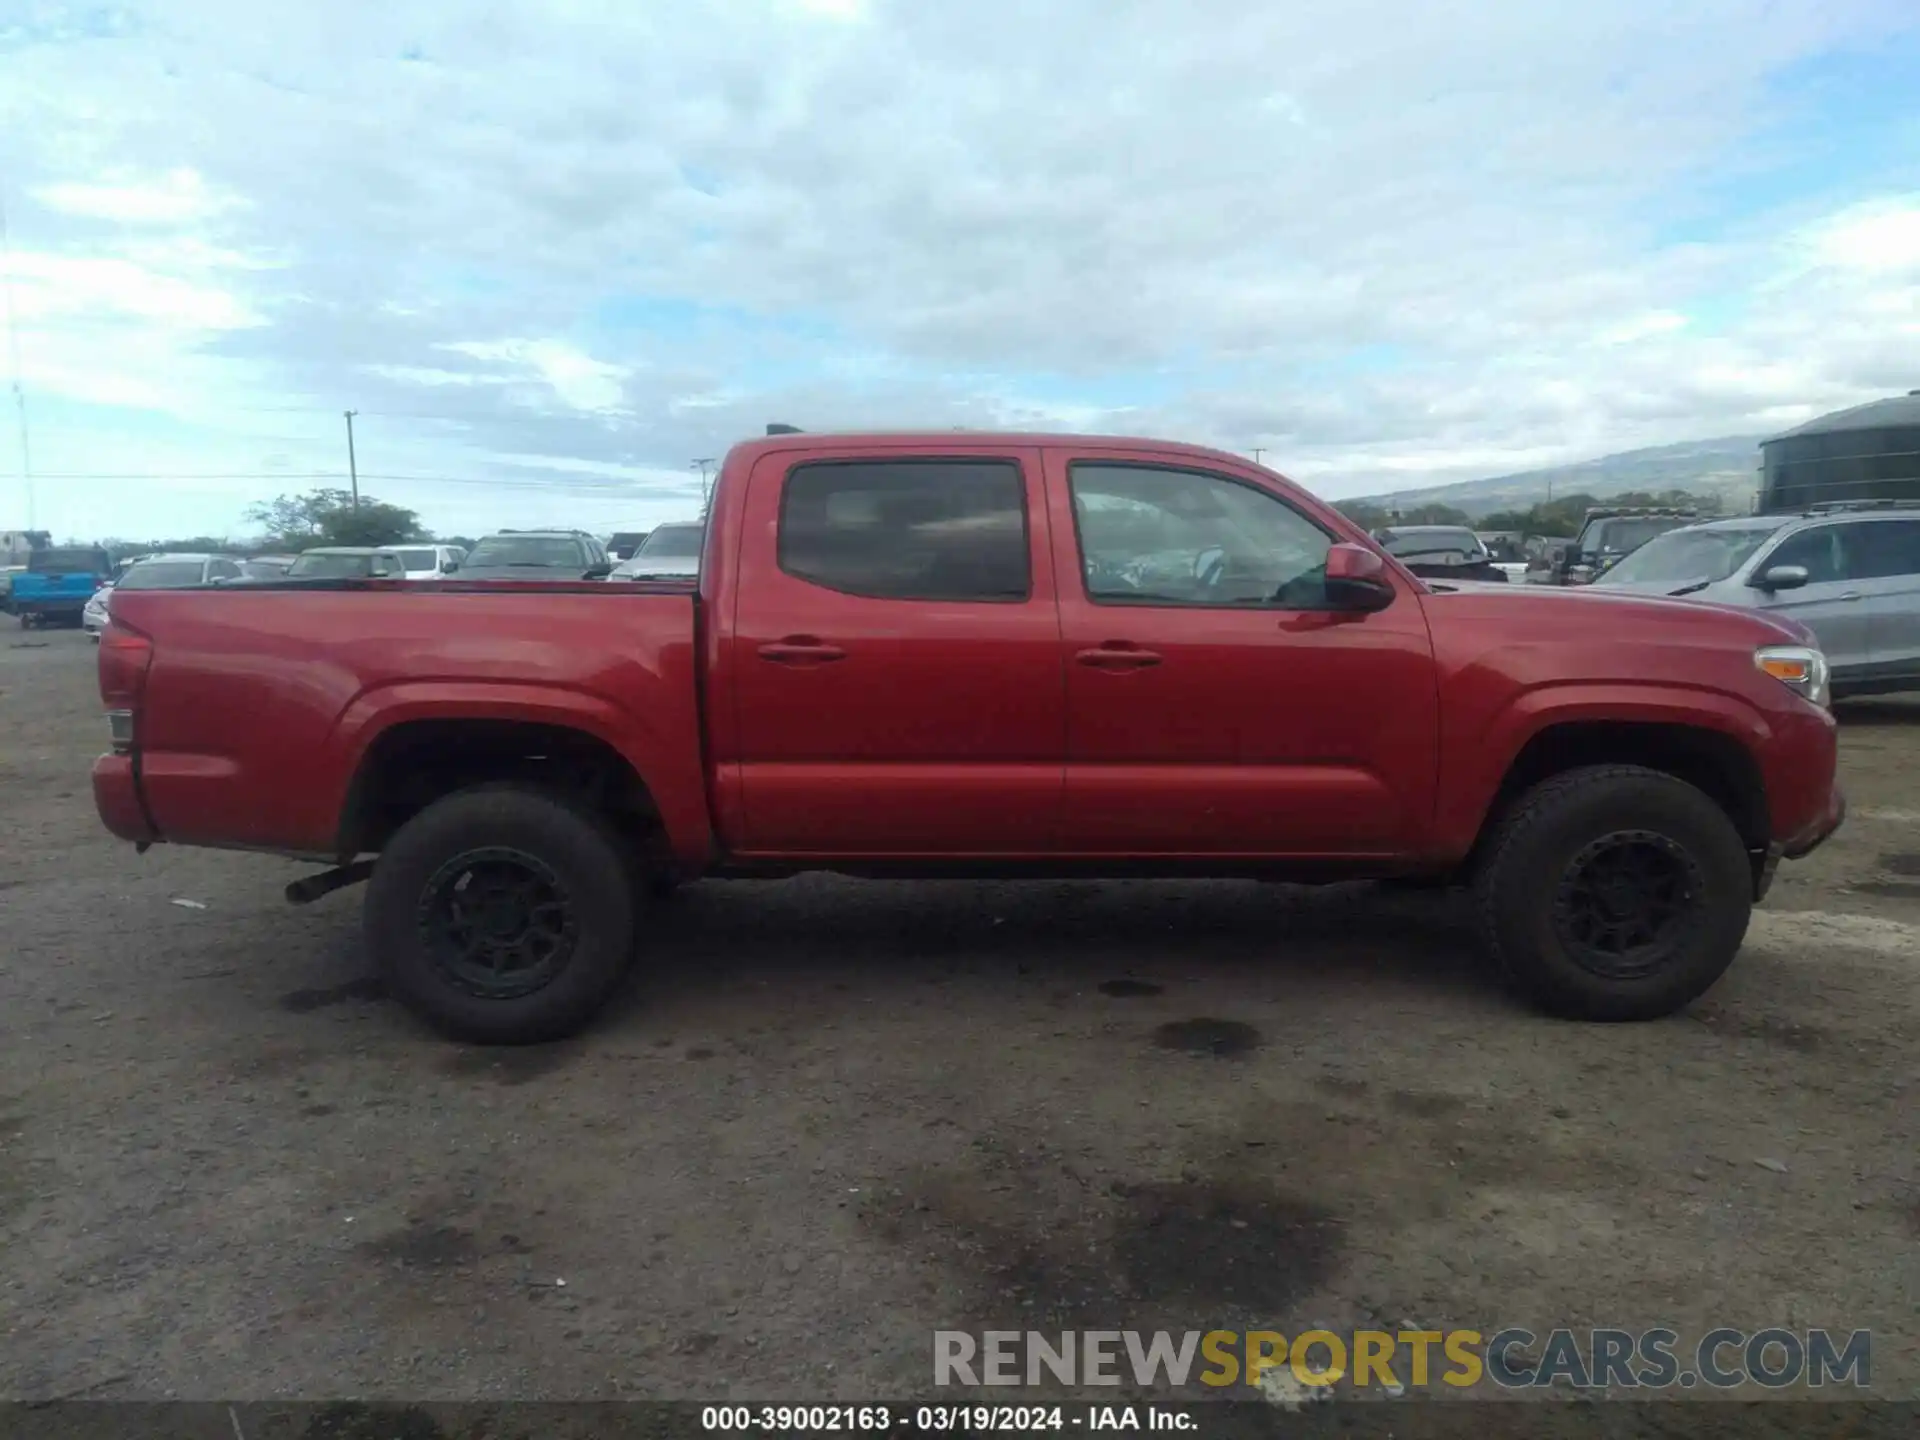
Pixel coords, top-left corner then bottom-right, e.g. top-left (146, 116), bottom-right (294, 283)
top-left (101, 582), bottom-right (713, 862)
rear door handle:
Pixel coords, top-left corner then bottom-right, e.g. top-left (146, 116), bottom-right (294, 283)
top-left (1075, 644), bottom-right (1162, 670)
top-left (1838, 592), bottom-right (1863, 602)
top-left (758, 636), bottom-right (846, 665)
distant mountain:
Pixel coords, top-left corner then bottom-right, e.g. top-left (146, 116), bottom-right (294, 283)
top-left (1347, 435), bottom-right (1766, 519)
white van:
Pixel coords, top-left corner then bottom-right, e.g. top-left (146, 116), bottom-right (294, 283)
top-left (392, 544), bottom-right (466, 580)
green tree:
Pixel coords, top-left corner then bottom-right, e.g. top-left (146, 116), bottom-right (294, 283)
top-left (1396, 503), bottom-right (1473, 526)
top-left (247, 488), bottom-right (426, 550)
top-left (1334, 501), bottom-right (1391, 531)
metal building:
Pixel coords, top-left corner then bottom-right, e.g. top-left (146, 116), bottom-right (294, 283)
top-left (1760, 389), bottom-right (1920, 513)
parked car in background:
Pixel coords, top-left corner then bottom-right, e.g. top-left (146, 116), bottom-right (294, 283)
top-left (6, 545), bottom-right (113, 628)
top-left (449, 530), bottom-right (612, 580)
top-left (84, 553), bottom-right (247, 640)
top-left (607, 530), bottom-right (653, 561)
top-left (1592, 501), bottom-right (1920, 696)
top-left (1548, 507), bottom-right (1699, 585)
top-left (392, 544), bottom-right (466, 580)
top-left (1476, 531), bottom-right (1532, 579)
top-left (94, 428), bottom-right (1843, 1044)
top-left (285, 547), bottom-right (407, 579)
top-left (609, 521), bottom-right (704, 579)
top-left (1523, 535), bottom-right (1576, 583)
top-left (1371, 524), bottom-right (1509, 583)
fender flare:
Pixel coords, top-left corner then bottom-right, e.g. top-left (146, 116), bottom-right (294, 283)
top-left (1437, 680), bottom-right (1773, 855)
top-left (313, 680), bottom-right (713, 862)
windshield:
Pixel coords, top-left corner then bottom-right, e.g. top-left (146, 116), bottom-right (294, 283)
top-left (464, 536), bottom-right (586, 567)
top-left (116, 561), bottom-right (207, 589)
top-left (638, 525), bottom-right (703, 558)
top-left (1377, 527), bottom-right (1485, 561)
top-left (29, 548), bottom-right (109, 573)
top-left (396, 548), bottom-right (439, 571)
top-left (1599, 524), bottom-right (1787, 587)
top-left (288, 552), bottom-right (375, 578)
top-left (1582, 517), bottom-right (1687, 555)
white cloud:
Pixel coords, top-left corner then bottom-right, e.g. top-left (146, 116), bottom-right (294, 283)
top-left (33, 168), bottom-right (239, 226)
top-left (7, 251), bottom-right (257, 330)
top-left (442, 339), bottom-right (630, 413)
top-left (1599, 311), bottom-right (1692, 345)
top-left (1, 0), bottom-right (1917, 537)
top-left (1803, 196), bottom-right (1920, 275)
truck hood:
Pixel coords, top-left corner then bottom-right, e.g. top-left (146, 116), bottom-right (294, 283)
top-left (1420, 574), bottom-right (1815, 648)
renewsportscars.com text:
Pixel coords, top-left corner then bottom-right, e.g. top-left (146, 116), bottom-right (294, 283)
top-left (934, 1327), bottom-right (1872, 1391)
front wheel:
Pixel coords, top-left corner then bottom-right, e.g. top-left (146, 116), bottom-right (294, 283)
top-left (364, 784), bottom-right (640, 1044)
top-left (1474, 765), bottom-right (1753, 1021)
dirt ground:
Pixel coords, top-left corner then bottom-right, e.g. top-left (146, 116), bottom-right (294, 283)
top-left (0, 626), bottom-right (1914, 1407)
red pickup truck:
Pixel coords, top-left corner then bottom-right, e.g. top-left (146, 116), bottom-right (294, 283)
top-left (94, 431), bottom-right (1844, 1043)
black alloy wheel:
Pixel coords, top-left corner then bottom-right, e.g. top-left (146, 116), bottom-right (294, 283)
top-left (1550, 831), bottom-right (1705, 980)
top-left (420, 847), bottom-right (579, 999)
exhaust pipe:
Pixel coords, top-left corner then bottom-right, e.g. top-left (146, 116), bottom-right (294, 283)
top-left (286, 859), bottom-right (375, 906)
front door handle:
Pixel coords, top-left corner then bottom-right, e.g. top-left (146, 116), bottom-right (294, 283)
top-left (759, 636), bottom-right (846, 665)
top-left (1075, 643), bottom-right (1162, 670)
top-left (1837, 592), bottom-right (1863, 602)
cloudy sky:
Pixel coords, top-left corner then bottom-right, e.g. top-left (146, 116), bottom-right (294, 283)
top-left (2, 0), bottom-right (1918, 542)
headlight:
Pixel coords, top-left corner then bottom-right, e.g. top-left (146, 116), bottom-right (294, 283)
top-left (1755, 645), bottom-right (1829, 708)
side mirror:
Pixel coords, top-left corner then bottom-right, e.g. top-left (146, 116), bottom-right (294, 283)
top-left (441, 559), bottom-right (459, 574)
top-left (1325, 542), bottom-right (1396, 612)
top-left (1755, 563), bottom-right (1809, 593)
top-left (582, 562), bottom-right (613, 580)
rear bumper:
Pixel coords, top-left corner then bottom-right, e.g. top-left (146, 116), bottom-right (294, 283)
top-left (92, 754), bottom-right (156, 843)
top-left (12, 596), bottom-right (89, 616)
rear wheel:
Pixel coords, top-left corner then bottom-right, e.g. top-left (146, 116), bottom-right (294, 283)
top-left (365, 784), bottom-right (640, 1044)
top-left (1474, 765), bottom-right (1752, 1021)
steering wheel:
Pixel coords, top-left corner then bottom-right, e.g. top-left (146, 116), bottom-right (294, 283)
top-left (1193, 546), bottom-right (1227, 594)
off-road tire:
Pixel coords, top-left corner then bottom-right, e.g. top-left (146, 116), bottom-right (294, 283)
top-left (1474, 764), bottom-right (1753, 1021)
top-left (365, 783), bottom-right (640, 1044)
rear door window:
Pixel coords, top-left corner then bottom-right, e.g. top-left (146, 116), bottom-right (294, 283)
top-left (778, 459), bottom-right (1031, 601)
top-left (1848, 520), bottom-right (1920, 579)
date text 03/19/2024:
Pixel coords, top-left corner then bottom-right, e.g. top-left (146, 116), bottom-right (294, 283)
top-left (699, 1406), bottom-right (1190, 1432)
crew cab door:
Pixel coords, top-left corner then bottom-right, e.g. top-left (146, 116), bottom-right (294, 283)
top-left (1849, 518), bottom-right (1920, 685)
top-left (724, 446), bottom-right (1066, 855)
top-left (1044, 448), bottom-right (1440, 856)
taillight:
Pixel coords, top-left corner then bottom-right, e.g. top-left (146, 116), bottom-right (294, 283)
top-left (99, 623), bottom-right (154, 754)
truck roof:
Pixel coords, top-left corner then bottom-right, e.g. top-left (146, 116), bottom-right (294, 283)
top-left (725, 430), bottom-right (1281, 474)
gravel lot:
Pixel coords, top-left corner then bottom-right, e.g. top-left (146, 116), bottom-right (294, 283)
top-left (1, 626), bottom-right (1915, 1405)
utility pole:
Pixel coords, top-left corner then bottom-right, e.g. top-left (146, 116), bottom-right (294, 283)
top-left (344, 410), bottom-right (361, 511)
top-left (0, 190), bottom-right (31, 531)
top-left (692, 457), bottom-right (716, 512)
top-left (1251, 448), bottom-right (1266, 466)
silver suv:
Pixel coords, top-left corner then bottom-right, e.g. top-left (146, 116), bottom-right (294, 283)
top-left (1592, 501), bottom-right (1920, 697)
